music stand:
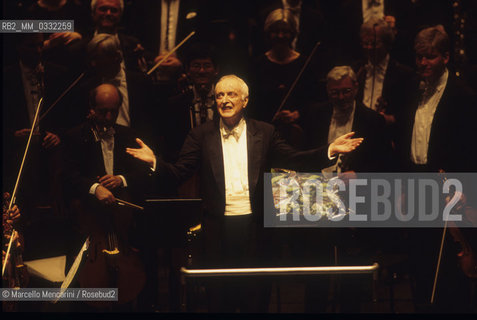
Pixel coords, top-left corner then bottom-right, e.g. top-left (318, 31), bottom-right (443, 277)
top-left (141, 198), bottom-right (202, 311)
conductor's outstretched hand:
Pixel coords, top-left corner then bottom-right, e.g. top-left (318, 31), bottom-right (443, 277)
top-left (329, 132), bottom-right (363, 157)
top-left (126, 138), bottom-right (156, 168)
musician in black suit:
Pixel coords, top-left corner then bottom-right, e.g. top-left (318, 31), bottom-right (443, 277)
top-left (395, 25), bottom-right (476, 173)
top-left (251, 0), bottom-right (326, 57)
top-left (119, 0), bottom-right (211, 89)
top-left (123, 0), bottom-right (206, 55)
top-left (396, 25), bottom-right (476, 313)
top-left (354, 18), bottom-right (416, 127)
top-left (62, 83), bottom-right (151, 311)
top-left (63, 83), bottom-right (149, 208)
top-left (161, 43), bottom-right (219, 163)
top-left (3, 33), bottom-right (69, 218)
top-left (126, 74), bottom-right (363, 312)
top-left (301, 65), bottom-right (393, 312)
top-left (73, 0), bottom-right (148, 73)
top-left (35, 0), bottom-right (153, 130)
top-left (303, 66), bottom-right (393, 173)
top-left (64, 33), bottom-right (155, 147)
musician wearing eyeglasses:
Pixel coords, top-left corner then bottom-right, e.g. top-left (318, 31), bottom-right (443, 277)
top-left (302, 66), bottom-right (392, 174)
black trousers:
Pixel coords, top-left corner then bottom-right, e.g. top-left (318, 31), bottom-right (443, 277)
top-left (199, 214), bottom-right (271, 312)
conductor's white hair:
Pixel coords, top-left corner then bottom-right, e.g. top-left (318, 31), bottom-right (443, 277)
top-left (216, 75), bottom-right (249, 100)
top-left (326, 66), bottom-right (357, 83)
top-left (91, 0), bottom-right (124, 13)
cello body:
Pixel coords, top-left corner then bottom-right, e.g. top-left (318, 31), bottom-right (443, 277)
top-left (74, 189), bottom-right (146, 309)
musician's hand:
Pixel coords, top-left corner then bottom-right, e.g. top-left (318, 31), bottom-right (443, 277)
top-left (14, 129), bottom-right (32, 138)
top-left (274, 110), bottom-right (300, 124)
top-left (329, 132), bottom-right (363, 157)
top-left (375, 96), bottom-right (388, 113)
top-left (154, 53), bottom-right (182, 69)
top-left (94, 185), bottom-right (116, 205)
top-left (133, 43), bottom-right (148, 72)
top-left (42, 131), bottom-right (60, 149)
top-left (384, 15), bottom-right (397, 35)
top-left (6, 205), bottom-right (20, 224)
top-left (126, 138), bottom-right (156, 168)
top-left (98, 174), bottom-right (123, 190)
top-left (375, 97), bottom-right (395, 124)
top-left (134, 43), bottom-right (145, 54)
top-left (380, 113), bottom-right (396, 125)
top-left (44, 32), bottom-right (82, 49)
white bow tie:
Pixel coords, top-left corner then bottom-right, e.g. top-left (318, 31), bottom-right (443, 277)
top-left (222, 127), bottom-right (241, 141)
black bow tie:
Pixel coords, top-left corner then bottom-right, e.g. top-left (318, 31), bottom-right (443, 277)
top-left (98, 127), bottom-right (115, 139)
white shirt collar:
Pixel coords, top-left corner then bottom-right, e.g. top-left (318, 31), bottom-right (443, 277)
top-left (220, 117), bottom-right (246, 141)
top-left (429, 68), bottom-right (448, 93)
top-left (366, 54), bottom-right (390, 73)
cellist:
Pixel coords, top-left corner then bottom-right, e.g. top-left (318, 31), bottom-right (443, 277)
top-left (62, 83), bottom-right (150, 310)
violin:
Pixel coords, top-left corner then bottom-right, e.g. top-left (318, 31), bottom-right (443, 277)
top-left (431, 171), bottom-right (477, 303)
top-left (2, 193), bottom-right (29, 312)
top-left (447, 197), bottom-right (477, 279)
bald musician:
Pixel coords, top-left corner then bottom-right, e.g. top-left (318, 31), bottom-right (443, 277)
top-left (63, 83), bottom-right (150, 210)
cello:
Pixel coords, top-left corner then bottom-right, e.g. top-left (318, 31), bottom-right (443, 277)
top-left (74, 123), bottom-right (146, 310)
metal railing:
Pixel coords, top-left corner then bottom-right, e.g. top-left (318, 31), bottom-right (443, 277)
top-left (180, 262), bottom-right (379, 311)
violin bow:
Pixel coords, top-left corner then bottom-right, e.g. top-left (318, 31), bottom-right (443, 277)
top-left (147, 31), bottom-right (196, 75)
top-left (116, 198), bottom-right (144, 211)
top-left (2, 98), bottom-right (43, 276)
top-left (430, 219), bottom-right (448, 304)
top-left (271, 41), bottom-right (321, 122)
top-left (370, 23), bottom-right (378, 111)
top-left (430, 170), bottom-right (457, 304)
top-left (53, 237), bottom-right (90, 304)
top-left (37, 72), bottom-right (85, 124)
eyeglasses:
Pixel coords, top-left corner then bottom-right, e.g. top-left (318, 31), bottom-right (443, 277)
top-left (98, 6), bottom-right (119, 14)
top-left (328, 88), bottom-right (354, 97)
top-left (189, 63), bottom-right (214, 71)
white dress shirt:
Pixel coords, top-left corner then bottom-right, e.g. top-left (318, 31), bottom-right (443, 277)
top-left (328, 102), bottom-right (356, 144)
top-left (363, 54), bottom-right (389, 111)
top-left (362, 0), bottom-right (384, 23)
top-left (160, 0), bottom-right (180, 54)
top-left (192, 86), bottom-right (215, 125)
top-left (113, 61), bottom-right (131, 127)
top-left (88, 127), bottom-right (127, 195)
top-left (411, 69), bottom-right (449, 165)
top-left (328, 103), bottom-right (356, 173)
top-left (93, 31), bottom-right (131, 127)
top-left (19, 61), bottom-right (43, 133)
top-left (220, 117), bottom-right (252, 216)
